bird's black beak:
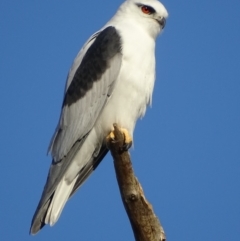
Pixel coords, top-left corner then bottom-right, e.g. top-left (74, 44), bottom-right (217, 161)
top-left (157, 17), bottom-right (166, 29)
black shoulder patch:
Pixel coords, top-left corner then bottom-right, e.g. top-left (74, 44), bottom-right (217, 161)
top-left (63, 26), bottom-right (122, 107)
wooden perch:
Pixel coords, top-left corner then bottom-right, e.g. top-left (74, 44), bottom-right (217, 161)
top-left (106, 124), bottom-right (166, 241)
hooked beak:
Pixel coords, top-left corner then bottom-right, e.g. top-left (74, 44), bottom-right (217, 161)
top-left (157, 17), bottom-right (166, 29)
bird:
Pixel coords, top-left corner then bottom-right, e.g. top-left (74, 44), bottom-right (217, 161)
top-left (30, 0), bottom-right (168, 234)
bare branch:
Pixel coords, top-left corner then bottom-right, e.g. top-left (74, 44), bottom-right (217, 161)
top-left (106, 123), bottom-right (166, 241)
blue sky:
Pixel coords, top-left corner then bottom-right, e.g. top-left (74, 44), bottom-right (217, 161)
top-left (1, 0), bottom-right (240, 240)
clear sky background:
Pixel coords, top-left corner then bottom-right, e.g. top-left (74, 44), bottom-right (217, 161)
top-left (1, 0), bottom-right (239, 240)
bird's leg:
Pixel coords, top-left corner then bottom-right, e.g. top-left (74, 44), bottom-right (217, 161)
top-left (106, 127), bottom-right (132, 151)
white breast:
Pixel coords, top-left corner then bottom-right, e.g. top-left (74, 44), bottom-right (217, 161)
top-left (95, 21), bottom-right (156, 138)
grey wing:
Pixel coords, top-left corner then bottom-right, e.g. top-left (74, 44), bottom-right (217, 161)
top-left (30, 26), bottom-right (122, 234)
top-left (50, 26), bottom-right (122, 161)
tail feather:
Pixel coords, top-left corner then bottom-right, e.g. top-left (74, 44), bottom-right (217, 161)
top-left (45, 174), bottom-right (78, 226)
top-left (30, 138), bottom-right (108, 235)
top-left (30, 137), bottom-right (88, 234)
top-left (70, 146), bottom-right (108, 196)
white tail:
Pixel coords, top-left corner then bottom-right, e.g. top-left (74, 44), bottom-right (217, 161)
top-left (45, 175), bottom-right (78, 226)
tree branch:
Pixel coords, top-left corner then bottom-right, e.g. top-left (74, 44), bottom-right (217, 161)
top-left (106, 123), bottom-right (166, 241)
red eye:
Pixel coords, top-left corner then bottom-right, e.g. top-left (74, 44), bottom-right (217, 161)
top-left (141, 6), bottom-right (151, 14)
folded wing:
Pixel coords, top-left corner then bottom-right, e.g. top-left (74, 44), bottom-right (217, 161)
top-left (30, 26), bottom-right (122, 234)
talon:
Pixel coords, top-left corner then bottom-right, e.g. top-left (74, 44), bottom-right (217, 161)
top-left (120, 128), bottom-right (132, 151)
top-left (122, 141), bottom-right (132, 151)
top-left (106, 131), bottom-right (115, 149)
top-left (106, 131), bottom-right (115, 142)
top-left (105, 127), bottom-right (132, 151)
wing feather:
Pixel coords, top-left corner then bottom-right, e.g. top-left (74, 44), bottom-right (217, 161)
top-left (30, 26), bottom-right (122, 234)
top-left (49, 26), bottom-right (122, 161)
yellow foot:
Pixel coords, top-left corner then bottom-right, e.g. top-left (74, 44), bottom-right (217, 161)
top-left (106, 127), bottom-right (133, 151)
top-left (121, 128), bottom-right (132, 149)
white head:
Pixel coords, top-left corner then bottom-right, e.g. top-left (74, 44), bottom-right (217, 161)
top-left (115, 0), bottom-right (168, 39)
